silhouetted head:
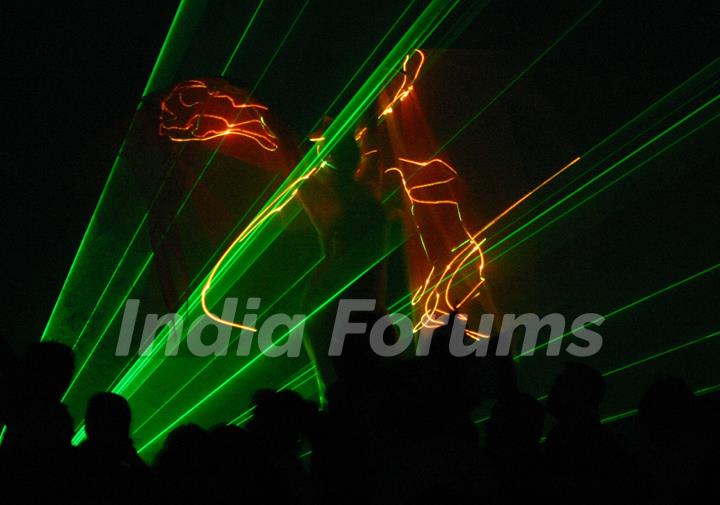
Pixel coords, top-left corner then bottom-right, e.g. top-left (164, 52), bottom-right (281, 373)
top-left (209, 424), bottom-right (250, 453)
top-left (486, 393), bottom-right (545, 453)
top-left (154, 423), bottom-right (210, 470)
top-left (639, 376), bottom-right (696, 445)
top-left (248, 390), bottom-right (308, 454)
top-left (85, 392), bottom-right (132, 443)
top-left (21, 341), bottom-right (74, 402)
top-left (547, 362), bottom-right (605, 423)
top-left (333, 309), bottom-right (387, 381)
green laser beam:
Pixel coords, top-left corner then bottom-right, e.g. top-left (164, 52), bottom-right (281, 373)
top-left (599, 383), bottom-right (719, 425)
top-left (518, 263), bottom-right (720, 358)
top-left (388, 96), bottom-right (719, 317)
top-left (85, 172), bottom-right (281, 400)
top-left (42, 0), bottom-right (201, 342)
top-left (307, 0), bottom-right (419, 133)
top-left (435, 0), bottom-right (603, 154)
top-left (602, 330), bottom-right (720, 377)
top-left (486, 77), bottom-right (720, 247)
top-left (142, 0), bottom-right (207, 98)
top-left (474, 331), bottom-right (720, 425)
top-left (130, 256), bottom-right (324, 434)
top-left (62, 253), bottom-right (155, 401)
top-left (380, 0), bottom-right (604, 212)
top-left (137, 238), bottom-right (406, 454)
top-left (221, 0), bottom-right (266, 77)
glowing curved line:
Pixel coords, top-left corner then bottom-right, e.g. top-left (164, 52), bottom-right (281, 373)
top-left (404, 156), bottom-right (582, 337)
top-left (201, 167), bottom-right (321, 331)
top-left (385, 156), bottom-right (485, 333)
top-left (380, 49), bottom-right (425, 117)
top-left (159, 80), bottom-right (279, 151)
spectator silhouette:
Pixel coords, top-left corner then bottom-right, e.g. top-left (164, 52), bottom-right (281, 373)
top-left (152, 423), bottom-right (211, 502)
top-left (544, 362), bottom-right (638, 504)
top-left (0, 341), bottom-right (77, 501)
top-left (639, 376), bottom-right (716, 504)
top-left (486, 393), bottom-right (546, 504)
top-left (246, 389), bottom-right (313, 504)
top-left (78, 392), bottom-right (147, 504)
top-left (205, 424), bottom-right (258, 504)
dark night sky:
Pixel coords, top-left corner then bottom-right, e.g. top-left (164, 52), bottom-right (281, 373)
top-left (1, 1), bottom-right (718, 352)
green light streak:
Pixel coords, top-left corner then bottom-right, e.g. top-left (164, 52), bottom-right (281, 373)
top-left (600, 409), bottom-right (638, 424)
top-left (312, 0), bottom-right (418, 126)
top-left (69, 214), bottom-right (150, 350)
top-left (40, 148), bottom-right (126, 342)
top-left (63, 253), bottom-right (155, 401)
top-left (141, 0), bottom-right (208, 98)
top-left (220, 0), bottom-right (266, 77)
top-left (486, 99), bottom-right (718, 257)
top-left (487, 113), bottom-right (720, 271)
top-left (252, 0), bottom-right (310, 92)
top-left (137, 239), bottom-right (405, 454)
top-left (130, 256), bottom-right (323, 434)
top-left (473, 331), bottom-right (720, 426)
top-left (486, 77), bottom-right (720, 246)
top-left (602, 330), bottom-right (720, 377)
top-left (435, 1), bottom-right (603, 154)
top-left (694, 384), bottom-right (720, 396)
top-left (517, 263), bottom-right (720, 358)
top-left (448, 67), bottom-right (719, 256)
top-left (43, 0), bottom-right (206, 342)
top-left (386, 96), bottom-right (719, 318)
top-left (598, 383), bottom-right (718, 427)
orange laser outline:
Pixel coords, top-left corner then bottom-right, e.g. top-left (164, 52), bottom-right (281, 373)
top-left (160, 79), bottom-right (279, 151)
top-left (384, 156), bottom-right (486, 334)
top-left (379, 49), bottom-right (425, 117)
top-left (201, 166), bottom-right (322, 331)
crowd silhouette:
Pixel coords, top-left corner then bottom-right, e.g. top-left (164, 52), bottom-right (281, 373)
top-left (1, 323), bottom-right (717, 505)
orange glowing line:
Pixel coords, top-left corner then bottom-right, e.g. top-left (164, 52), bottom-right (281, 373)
top-left (159, 80), bottom-right (279, 151)
top-left (405, 156), bottom-right (582, 332)
top-left (201, 166), bottom-right (321, 331)
top-left (380, 49), bottom-right (425, 117)
top-left (172, 80), bottom-right (271, 111)
top-left (397, 156), bottom-right (457, 173)
top-left (465, 329), bottom-right (490, 340)
top-left (387, 154), bottom-right (486, 332)
top-left (476, 156), bottom-right (581, 236)
top-left (411, 266), bottom-right (435, 305)
top-left (444, 240), bottom-right (485, 309)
